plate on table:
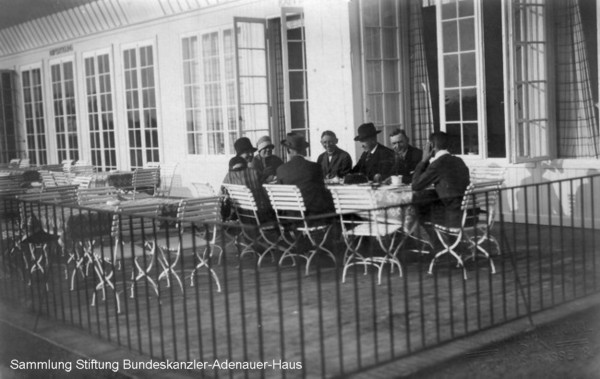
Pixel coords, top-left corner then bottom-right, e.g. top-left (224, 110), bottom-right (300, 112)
top-left (106, 199), bottom-right (121, 207)
top-left (30, 182), bottom-right (42, 188)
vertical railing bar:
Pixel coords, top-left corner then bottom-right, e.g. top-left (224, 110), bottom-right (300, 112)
top-left (590, 177), bottom-right (597, 291)
top-left (559, 182), bottom-right (566, 302)
top-left (163, 218), bottom-right (178, 361)
top-left (570, 180), bottom-right (576, 299)
top-left (547, 182), bottom-right (554, 307)
top-left (511, 187), bottom-right (518, 318)
top-left (334, 222), bottom-right (345, 376)
top-left (524, 186), bottom-right (531, 313)
top-left (535, 184), bottom-right (542, 310)
top-left (218, 221), bottom-right (233, 375)
top-left (579, 177), bottom-right (587, 296)
top-left (474, 194), bottom-right (481, 332)
top-left (315, 226), bottom-right (326, 378)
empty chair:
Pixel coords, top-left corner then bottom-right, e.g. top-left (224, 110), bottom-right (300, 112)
top-left (156, 196), bottom-right (222, 292)
top-left (39, 170), bottom-right (57, 189)
top-left (125, 168), bottom-right (160, 199)
top-left (77, 187), bottom-right (119, 207)
top-left (146, 162), bottom-right (178, 197)
top-left (72, 175), bottom-right (93, 189)
top-left (329, 186), bottom-right (404, 285)
top-left (52, 171), bottom-right (71, 186)
top-left (8, 158), bottom-right (20, 168)
top-left (426, 180), bottom-right (504, 279)
top-left (111, 202), bottom-right (162, 299)
top-left (263, 184), bottom-right (336, 275)
top-left (18, 158), bottom-right (30, 168)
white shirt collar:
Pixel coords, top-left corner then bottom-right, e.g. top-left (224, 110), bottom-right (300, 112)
top-left (430, 149), bottom-right (449, 163)
top-left (369, 144), bottom-right (379, 155)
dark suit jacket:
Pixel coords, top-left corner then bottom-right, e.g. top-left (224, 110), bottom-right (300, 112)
top-left (251, 155), bottom-right (284, 183)
top-left (351, 143), bottom-right (395, 181)
top-left (316, 148), bottom-right (353, 179)
top-left (392, 145), bottom-right (423, 183)
top-left (276, 156), bottom-right (335, 215)
top-left (411, 153), bottom-right (470, 227)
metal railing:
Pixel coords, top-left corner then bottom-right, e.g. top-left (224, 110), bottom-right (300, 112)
top-left (0, 174), bottom-right (599, 378)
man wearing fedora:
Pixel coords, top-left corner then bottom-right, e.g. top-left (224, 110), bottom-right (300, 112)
top-left (251, 135), bottom-right (284, 183)
top-left (276, 132), bottom-right (335, 215)
top-left (350, 122), bottom-right (395, 181)
top-left (316, 130), bottom-right (353, 180)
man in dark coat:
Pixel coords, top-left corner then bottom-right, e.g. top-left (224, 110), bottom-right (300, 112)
top-left (276, 132), bottom-right (335, 216)
top-left (389, 129), bottom-right (422, 184)
top-left (316, 130), bottom-right (353, 180)
top-left (411, 131), bottom-right (470, 227)
top-left (350, 123), bottom-right (395, 182)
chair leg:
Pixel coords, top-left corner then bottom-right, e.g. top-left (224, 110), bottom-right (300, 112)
top-left (428, 229), bottom-right (467, 279)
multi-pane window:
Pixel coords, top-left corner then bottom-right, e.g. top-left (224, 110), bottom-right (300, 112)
top-left (123, 44), bottom-right (159, 169)
top-left (182, 29), bottom-right (238, 155)
top-left (22, 68), bottom-right (47, 165)
top-left (284, 13), bottom-right (310, 141)
top-left (0, 71), bottom-right (17, 163)
top-left (85, 53), bottom-right (117, 171)
top-left (235, 19), bottom-right (270, 144)
top-left (360, 0), bottom-right (402, 142)
top-left (51, 60), bottom-right (79, 162)
top-left (438, 0), bottom-right (480, 155)
top-left (511, 0), bottom-right (550, 160)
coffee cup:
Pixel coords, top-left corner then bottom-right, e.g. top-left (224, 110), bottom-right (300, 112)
top-left (391, 175), bottom-right (401, 185)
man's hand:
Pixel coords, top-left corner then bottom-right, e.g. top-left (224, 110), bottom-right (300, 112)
top-left (422, 141), bottom-right (434, 162)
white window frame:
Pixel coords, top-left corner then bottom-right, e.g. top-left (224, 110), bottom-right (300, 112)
top-left (121, 40), bottom-right (160, 169)
top-left (506, 0), bottom-right (554, 163)
top-left (82, 48), bottom-right (118, 171)
top-left (49, 56), bottom-right (80, 163)
top-left (20, 63), bottom-right (48, 165)
top-left (435, 0), bottom-right (487, 158)
top-left (358, 0), bottom-right (407, 143)
top-left (182, 27), bottom-right (238, 156)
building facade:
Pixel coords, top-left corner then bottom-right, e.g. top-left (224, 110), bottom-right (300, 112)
top-left (0, 0), bottom-right (598, 222)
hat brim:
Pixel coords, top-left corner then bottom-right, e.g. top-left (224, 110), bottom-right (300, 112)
top-left (258, 144), bottom-right (275, 151)
top-left (354, 130), bottom-right (381, 141)
top-left (237, 147), bottom-right (257, 154)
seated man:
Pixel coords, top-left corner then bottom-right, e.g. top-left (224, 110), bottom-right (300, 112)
top-left (350, 122), bottom-right (395, 182)
top-left (316, 130), bottom-right (353, 180)
top-left (411, 131), bottom-right (470, 228)
top-left (251, 135), bottom-right (284, 183)
top-left (221, 139), bottom-right (274, 223)
top-left (276, 132), bottom-right (335, 216)
top-left (389, 129), bottom-right (422, 184)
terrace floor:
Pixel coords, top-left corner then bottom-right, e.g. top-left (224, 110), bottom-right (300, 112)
top-left (1, 222), bottom-right (600, 378)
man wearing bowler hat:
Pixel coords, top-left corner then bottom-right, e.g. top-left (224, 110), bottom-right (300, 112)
top-left (276, 132), bottom-right (334, 215)
top-left (350, 122), bottom-right (395, 181)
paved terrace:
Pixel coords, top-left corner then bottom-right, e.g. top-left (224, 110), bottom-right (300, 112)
top-left (1, 222), bottom-right (599, 378)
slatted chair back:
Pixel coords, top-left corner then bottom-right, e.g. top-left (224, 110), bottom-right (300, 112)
top-left (111, 203), bottom-right (161, 245)
top-left (18, 187), bottom-right (77, 205)
top-left (222, 183), bottom-right (260, 223)
top-left (74, 160), bottom-right (91, 166)
top-left (146, 162), bottom-right (178, 196)
top-left (177, 196), bottom-right (221, 226)
top-left (52, 171), bottom-right (71, 186)
top-left (8, 158), bottom-right (20, 168)
top-left (329, 185), bottom-right (378, 224)
top-left (461, 179), bottom-right (504, 227)
top-left (39, 170), bottom-right (57, 189)
top-left (18, 158), bottom-right (30, 168)
top-left (0, 175), bottom-right (23, 191)
top-left (470, 166), bottom-right (506, 184)
top-left (72, 175), bottom-right (93, 189)
top-left (262, 184), bottom-right (306, 223)
top-left (132, 167), bottom-right (160, 197)
top-left (71, 165), bottom-right (95, 177)
top-left (43, 184), bottom-right (79, 204)
top-left (77, 187), bottom-right (118, 206)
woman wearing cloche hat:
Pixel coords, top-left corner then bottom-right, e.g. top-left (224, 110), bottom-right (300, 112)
top-left (251, 135), bottom-right (284, 183)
